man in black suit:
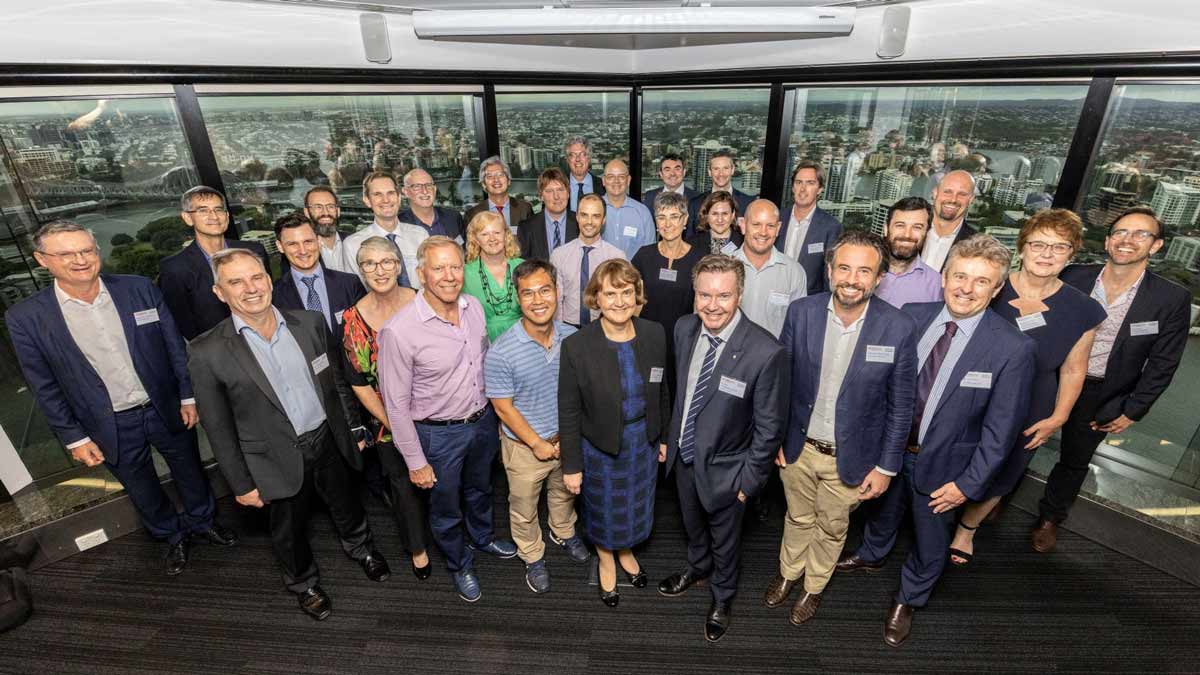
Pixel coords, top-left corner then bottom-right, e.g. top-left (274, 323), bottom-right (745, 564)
top-left (687, 150), bottom-right (756, 238)
top-left (658, 254), bottom-right (789, 642)
top-left (399, 168), bottom-right (464, 242)
top-left (188, 248), bottom-right (390, 621)
top-left (158, 186), bottom-right (269, 340)
top-left (1035, 206), bottom-right (1191, 552)
top-left (777, 160), bottom-right (845, 294)
top-left (564, 135), bottom-right (604, 212)
top-left (641, 153), bottom-right (698, 211)
top-left (518, 167), bottom-right (578, 260)
top-left (919, 170), bottom-right (978, 272)
top-left (271, 213), bottom-right (366, 335)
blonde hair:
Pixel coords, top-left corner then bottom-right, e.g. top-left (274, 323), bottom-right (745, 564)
top-left (465, 211), bottom-right (520, 262)
top-left (945, 233), bottom-right (1013, 284)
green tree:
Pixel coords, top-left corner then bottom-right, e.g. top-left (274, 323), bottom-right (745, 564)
top-left (110, 233), bottom-right (134, 246)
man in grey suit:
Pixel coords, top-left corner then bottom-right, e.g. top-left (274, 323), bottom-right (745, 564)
top-left (188, 248), bottom-right (390, 621)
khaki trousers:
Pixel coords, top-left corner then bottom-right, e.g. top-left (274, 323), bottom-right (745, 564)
top-left (778, 444), bottom-right (862, 594)
top-left (500, 435), bottom-right (578, 564)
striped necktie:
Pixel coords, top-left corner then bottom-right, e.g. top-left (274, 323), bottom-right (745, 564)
top-left (679, 334), bottom-right (722, 465)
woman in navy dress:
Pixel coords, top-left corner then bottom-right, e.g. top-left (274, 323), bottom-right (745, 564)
top-left (949, 209), bottom-right (1106, 565)
top-left (559, 259), bottom-right (671, 607)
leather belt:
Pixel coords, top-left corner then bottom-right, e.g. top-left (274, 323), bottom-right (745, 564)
top-left (806, 437), bottom-right (836, 456)
top-left (1084, 376), bottom-right (1105, 384)
top-left (114, 401), bottom-right (154, 415)
top-left (906, 444), bottom-right (921, 454)
top-left (416, 405), bottom-right (489, 427)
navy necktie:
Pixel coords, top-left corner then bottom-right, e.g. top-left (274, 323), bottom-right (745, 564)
top-left (552, 220), bottom-right (562, 250)
top-left (579, 246), bottom-right (593, 326)
top-left (385, 233), bottom-right (411, 288)
top-left (909, 321), bottom-right (959, 446)
top-left (679, 335), bottom-right (722, 465)
top-left (301, 275), bottom-right (324, 322)
top-left (575, 182), bottom-right (585, 210)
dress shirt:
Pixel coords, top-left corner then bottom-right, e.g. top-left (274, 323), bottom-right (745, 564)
top-left (921, 220), bottom-right (964, 271)
top-left (569, 173), bottom-right (595, 211)
top-left (289, 265), bottom-right (332, 331)
top-left (734, 246), bottom-right (808, 338)
top-left (876, 257), bottom-right (944, 309)
top-left (915, 306), bottom-right (986, 443)
top-left (378, 293), bottom-right (490, 470)
top-left (341, 219), bottom-right (427, 289)
top-left (487, 198), bottom-right (513, 231)
top-left (664, 184), bottom-right (687, 196)
top-left (602, 195), bottom-right (657, 260)
top-left (783, 205), bottom-right (816, 261)
top-left (1087, 269), bottom-right (1146, 378)
top-left (319, 234), bottom-right (350, 274)
top-left (807, 299), bottom-right (867, 444)
top-left (233, 307), bottom-right (326, 437)
top-left (484, 320), bottom-right (577, 440)
top-left (550, 237), bottom-right (626, 324)
top-left (679, 310), bottom-right (742, 437)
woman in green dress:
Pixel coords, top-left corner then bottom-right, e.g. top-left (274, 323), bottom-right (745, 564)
top-left (462, 211), bottom-right (524, 342)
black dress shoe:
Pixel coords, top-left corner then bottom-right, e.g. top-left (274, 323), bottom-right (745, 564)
top-left (196, 523), bottom-right (238, 547)
top-left (704, 600), bottom-right (732, 642)
top-left (360, 551), bottom-right (391, 582)
top-left (835, 553), bottom-right (884, 573)
top-left (411, 558), bottom-right (432, 581)
top-left (624, 568), bottom-right (647, 588)
top-left (599, 580), bottom-right (620, 608)
top-left (165, 539), bottom-right (189, 576)
top-left (658, 569), bottom-right (708, 597)
top-left (298, 586), bottom-right (332, 621)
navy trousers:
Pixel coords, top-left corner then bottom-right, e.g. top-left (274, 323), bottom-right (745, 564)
top-left (674, 457), bottom-right (747, 604)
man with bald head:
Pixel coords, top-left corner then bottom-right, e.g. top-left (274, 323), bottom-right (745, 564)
top-left (399, 168), bottom-right (465, 243)
top-left (920, 170), bottom-right (978, 271)
top-left (601, 158), bottom-right (656, 260)
top-left (734, 200), bottom-right (807, 338)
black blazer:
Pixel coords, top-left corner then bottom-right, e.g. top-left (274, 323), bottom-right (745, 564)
top-left (559, 318), bottom-right (671, 475)
top-left (1061, 263), bottom-right (1191, 423)
top-left (665, 313), bottom-right (789, 511)
top-left (463, 196), bottom-right (534, 230)
top-left (775, 205), bottom-right (845, 295)
top-left (399, 206), bottom-right (464, 241)
top-left (517, 211), bottom-right (579, 260)
top-left (687, 188), bottom-right (756, 239)
top-left (188, 309), bottom-right (363, 501)
top-left (158, 238), bottom-right (270, 341)
top-left (271, 265), bottom-right (366, 333)
top-left (687, 227), bottom-right (744, 255)
top-left (641, 185), bottom-right (698, 211)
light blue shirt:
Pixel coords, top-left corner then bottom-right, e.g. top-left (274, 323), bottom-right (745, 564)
top-left (484, 320), bottom-right (577, 440)
top-left (234, 307), bottom-right (326, 436)
top-left (487, 199), bottom-right (512, 229)
top-left (601, 195), bottom-right (656, 260)
top-left (290, 265), bottom-right (332, 331)
top-left (543, 210), bottom-right (568, 253)
top-left (569, 173), bottom-right (594, 211)
top-left (915, 306), bottom-right (986, 443)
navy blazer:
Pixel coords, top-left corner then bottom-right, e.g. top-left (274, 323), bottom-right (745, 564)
top-left (399, 206), bottom-right (464, 242)
top-left (271, 264), bottom-right (366, 334)
top-left (687, 188), bottom-right (756, 239)
top-left (1061, 264), bottom-right (1191, 423)
top-left (517, 211), bottom-right (579, 260)
top-left (780, 294), bottom-right (918, 484)
top-left (641, 185), bottom-right (698, 212)
top-left (158, 238), bottom-right (270, 341)
top-left (665, 313), bottom-right (789, 511)
top-left (775, 205), bottom-right (844, 295)
top-left (6, 274), bottom-right (193, 463)
top-left (902, 302), bottom-right (1036, 500)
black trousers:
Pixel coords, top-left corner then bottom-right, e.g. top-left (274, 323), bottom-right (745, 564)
top-left (375, 439), bottom-right (431, 555)
top-left (268, 424), bottom-right (374, 593)
top-left (674, 457), bottom-right (747, 604)
top-left (1039, 379), bottom-right (1109, 524)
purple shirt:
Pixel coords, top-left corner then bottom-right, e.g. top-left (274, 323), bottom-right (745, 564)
top-left (876, 256), bottom-right (943, 309)
top-left (378, 292), bottom-right (489, 470)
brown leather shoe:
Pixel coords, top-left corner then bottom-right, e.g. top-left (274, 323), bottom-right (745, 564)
top-left (789, 591), bottom-right (822, 625)
top-left (883, 602), bottom-right (913, 647)
top-left (1031, 519), bottom-right (1059, 553)
top-left (764, 574), bottom-right (798, 608)
top-left (835, 553), bottom-right (884, 573)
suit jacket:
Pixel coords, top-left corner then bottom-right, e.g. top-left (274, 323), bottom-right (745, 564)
top-left (665, 313), bottom-right (789, 511)
top-left (641, 185), bottom-right (698, 212)
top-left (903, 302), bottom-right (1036, 500)
top-left (775, 205), bottom-right (844, 295)
top-left (687, 227), bottom-right (744, 255)
top-left (6, 274), bottom-right (192, 463)
top-left (158, 238), bottom-right (270, 341)
top-left (568, 172), bottom-right (606, 210)
top-left (188, 309), bottom-right (363, 501)
top-left (271, 265), bottom-right (366, 333)
top-left (687, 188), bottom-right (756, 239)
top-left (559, 318), bottom-right (671, 475)
top-left (780, 294), bottom-right (917, 484)
top-left (517, 211), bottom-right (579, 260)
top-left (399, 206), bottom-right (464, 242)
top-left (1061, 263), bottom-right (1191, 423)
top-left (463, 196), bottom-right (534, 230)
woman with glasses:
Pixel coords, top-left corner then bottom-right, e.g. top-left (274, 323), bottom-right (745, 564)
top-left (341, 235), bottom-right (432, 579)
top-left (688, 191), bottom-right (743, 256)
top-left (462, 211), bottom-right (524, 342)
top-left (948, 211), bottom-right (1106, 566)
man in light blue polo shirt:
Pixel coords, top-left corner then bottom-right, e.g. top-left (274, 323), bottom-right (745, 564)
top-left (601, 159), bottom-right (656, 260)
top-left (485, 259), bottom-right (589, 594)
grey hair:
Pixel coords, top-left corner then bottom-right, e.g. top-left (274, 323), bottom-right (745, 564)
top-left (209, 247), bottom-right (265, 282)
top-left (33, 219), bottom-right (96, 252)
top-left (356, 235), bottom-right (403, 266)
top-left (824, 229), bottom-right (890, 276)
top-left (654, 191), bottom-right (689, 217)
top-left (563, 136), bottom-right (592, 155)
top-left (416, 235), bottom-right (463, 269)
top-left (180, 185), bottom-right (227, 213)
top-left (478, 155), bottom-right (511, 184)
top-left (945, 233), bottom-right (1013, 284)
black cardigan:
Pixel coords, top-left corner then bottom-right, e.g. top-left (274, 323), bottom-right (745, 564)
top-left (558, 317), bottom-right (671, 474)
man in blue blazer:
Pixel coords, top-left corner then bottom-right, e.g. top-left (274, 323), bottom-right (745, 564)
top-left (641, 153), bottom-right (698, 212)
top-left (658, 254), bottom-right (789, 643)
top-left (837, 234), bottom-right (1035, 647)
top-left (271, 213), bottom-right (366, 335)
top-left (7, 221), bottom-right (235, 575)
top-left (776, 160), bottom-right (844, 295)
top-left (765, 230), bottom-right (917, 626)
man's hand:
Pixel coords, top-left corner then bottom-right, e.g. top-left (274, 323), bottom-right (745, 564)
top-left (357, 439), bottom-right (367, 451)
top-left (775, 448), bottom-right (786, 468)
top-left (929, 481), bottom-right (966, 514)
top-left (857, 469), bottom-right (892, 501)
top-left (180, 404), bottom-right (199, 429)
top-left (1092, 414), bottom-right (1134, 434)
top-left (236, 489), bottom-right (265, 508)
top-left (737, 491), bottom-right (747, 503)
top-left (70, 441), bottom-right (105, 467)
top-left (410, 464), bottom-right (437, 489)
top-left (658, 444), bottom-right (667, 463)
top-left (531, 439), bottom-right (557, 461)
top-left (563, 472), bottom-right (582, 495)
top-left (1024, 416), bottom-right (1066, 449)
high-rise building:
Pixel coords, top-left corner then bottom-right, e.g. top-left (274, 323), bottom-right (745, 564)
top-left (1098, 164), bottom-right (1139, 192)
top-left (1031, 156), bottom-right (1062, 185)
top-left (740, 165), bottom-right (762, 195)
top-left (1093, 187), bottom-right (1139, 229)
top-left (975, 173), bottom-right (996, 195)
top-left (870, 199), bottom-right (896, 237)
top-left (515, 145), bottom-right (533, 173)
top-left (874, 168), bottom-right (913, 202)
top-left (825, 161), bottom-right (849, 203)
top-left (1150, 181), bottom-right (1200, 231)
top-left (985, 226), bottom-right (1022, 268)
top-left (1165, 236), bottom-right (1200, 271)
top-left (1013, 156), bottom-right (1032, 181)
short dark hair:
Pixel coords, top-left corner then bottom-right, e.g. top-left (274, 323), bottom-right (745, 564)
top-left (303, 185), bottom-right (338, 209)
top-left (273, 212), bottom-right (315, 239)
top-left (825, 229), bottom-right (890, 276)
top-left (180, 185), bottom-right (226, 212)
top-left (790, 159), bottom-right (826, 189)
top-left (513, 258), bottom-right (557, 291)
top-left (1110, 205), bottom-right (1163, 238)
top-left (886, 196), bottom-right (933, 228)
top-left (710, 149), bottom-right (736, 166)
top-left (659, 153), bottom-right (685, 169)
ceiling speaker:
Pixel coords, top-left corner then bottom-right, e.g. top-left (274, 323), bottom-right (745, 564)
top-left (876, 6), bottom-right (910, 60)
top-left (360, 13), bottom-right (392, 64)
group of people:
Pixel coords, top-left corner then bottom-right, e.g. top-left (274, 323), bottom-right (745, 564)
top-left (6, 135), bottom-right (1191, 647)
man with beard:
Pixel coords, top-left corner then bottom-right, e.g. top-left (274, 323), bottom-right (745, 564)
top-left (1033, 207), bottom-right (1191, 552)
top-left (399, 168), bottom-right (465, 242)
top-left (341, 171), bottom-right (420, 289)
top-left (302, 186), bottom-right (352, 274)
top-left (733, 200), bottom-right (807, 338)
top-left (776, 160), bottom-right (844, 295)
top-left (463, 156), bottom-right (533, 234)
top-left (920, 170), bottom-right (978, 272)
top-left (766, 230), bottom-right (916, 626)
top-left (550, 193), bottom-right (626, 327)
top-left (876, 197), bottom-right (943, 308)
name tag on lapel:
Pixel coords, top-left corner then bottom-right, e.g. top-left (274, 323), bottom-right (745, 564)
top-left (311, 353), bottom-right (330, 375)
top-left (659, 268), bottom-right (678, 282)
top-left (961, 371), bottom-right (992, 389)
top-left (1130, 321), bottom-right (1159, 337)
top-left (768, 291), bottom-right (791, 307)
top-left (865, 345), bottom-right (894, 363)
top-left (1016, 312), bottom-right (1046, 332)
top-left (623, 226), bottom-right (638, 238)
top-left (720, 241), bottom-right (737, 255)
top-left (133, 308), bottom-right (159, 325)
top-left (649, 367), bottom-right (664, 383)
top-left (718, 375), bottom-right (747, 398)
top-left (335, 309), bottom-right (345, 325)
top-left (807, 242), bottom-right (824, 254)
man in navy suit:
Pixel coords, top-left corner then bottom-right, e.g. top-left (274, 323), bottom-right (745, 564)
top-left (7, 220), bottom-right (236, 575)
top-left (518, 167), bottom-right (579, 260)
top-left (687, 150), bottom-right (755, 239)
top-left (836, 234), bottom-right (1035, 647)
top-left (399, 168), bottom-right (464, 242)
top-left (776, 160), bottom-right (844, 295)
top-left (641, 153), bottom-right (698, 212)
top-left (158, 185), bottom-right (270, 340)
top-left (658, 254), bottom-right (789, 643)
top-left (765, 230), bottom-right (917, 626)
top-left (271, 213), bottom-right (366, 335)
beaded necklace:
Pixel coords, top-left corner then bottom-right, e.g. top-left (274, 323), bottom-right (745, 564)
top-left (477, 258), bottom-right (515, 315)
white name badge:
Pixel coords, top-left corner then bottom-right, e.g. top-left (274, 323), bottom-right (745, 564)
top-left (311, 353), bottom-right (330, 375)
top-left (623, 225), bottom-right (639, 238)
top-left (865, 345), bottom-right (895, 363)
top-left (769, 291), bottom-right (791, 307)
top-left (1016, 312), bottom-right (1047, 332)
top-left (649, 367), bottom-right (664, 383)
top-left (718, 375), bottom-right (747, 398)
top-left (335, 309), bottom-right (345, 325)
top-left (1130, 320), bottom-right (1159, 336)
top-left (454, 235), bottom-right (465, 246)
top-left (659, 268), bottom-right (678, 282)
top-left (961, 371), bottom-right (992, 389)
top-left (720, 241), bottom-right (737, 255)
top-left (807, 242), bottom-right (824, 254)
top-left (133, 308), bottom-right (159, 326)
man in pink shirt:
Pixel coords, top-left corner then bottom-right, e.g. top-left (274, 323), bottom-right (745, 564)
top-left (377, 236), bottom-right (517, 603)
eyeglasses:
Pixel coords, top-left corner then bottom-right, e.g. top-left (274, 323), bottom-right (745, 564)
top-left (1026, 241), bottom-right (1073, 255)
top-left (405, 183), bottom-right (436, 192)
top-left (1110, 228), bottom-right (1156, 242)
top-left (482, 172), bottom-right (507, 181)
top-left (306, 203), bottom-right (338, 213)
top-left (656, 212), bottom-right (688, 224)
top-left (187, 207), bottom-right (228, 217)
top-left (604, 173), bottom-right (630, 181)
top-left (518, 286), bottom-right (556, 300)
top-left (566, 152), bottom-right (589, 160)
top-left (40, 247), bottom-right (99, 261)
top-left (360, 258), bottom-right (400, 273)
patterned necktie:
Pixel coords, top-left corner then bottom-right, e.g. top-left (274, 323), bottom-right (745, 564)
top-left (301, 275), bottom-right (323, 316)
top-left (385, 233), bottom-right (411, 288)
top-left (552, 220), bottom-right (562, 250)
top-left (579, 246), bottom-right (593, 326)
top-left (909, 321), bottom-right (959, 446)
top-left (679, 335), bottom-right (723, 465)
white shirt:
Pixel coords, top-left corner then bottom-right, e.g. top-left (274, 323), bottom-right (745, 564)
top-left (341, 220), bottom-right (429, 289)
top-left (921, 220), bottom-right (964, 272)
top-left (319, 233), bottom-right (351, 274)
top-left (783, 205), bottom-right (816, 261)
top-left (807, 299), bottom-right (867, 444)
top-left (734, 246), bottom-right (807, 338)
